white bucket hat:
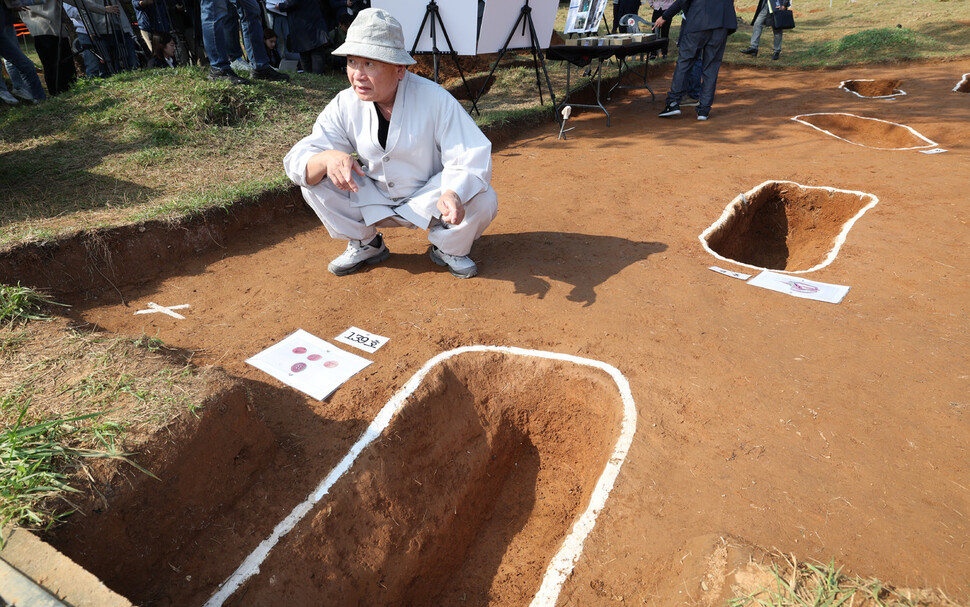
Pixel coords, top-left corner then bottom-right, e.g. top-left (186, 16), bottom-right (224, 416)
top-left (332, 8), bottom-right (416, 66)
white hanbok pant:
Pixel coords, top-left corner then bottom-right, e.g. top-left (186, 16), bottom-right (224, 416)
top-left (300, 176), bottom-right (498, 257)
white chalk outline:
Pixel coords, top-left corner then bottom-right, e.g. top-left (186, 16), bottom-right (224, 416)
top-left (953, 73), bottom-right (970, 93)
top-left (838, 79), bottom-right (907, 99)
top-left (791, 112), bottom-right (938, 150)
top-left (205, 346), bottom-right (637, 607)
top-left (698, 180), bottom-right (879, 275)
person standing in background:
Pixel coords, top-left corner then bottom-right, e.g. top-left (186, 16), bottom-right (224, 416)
top-left (654, 0), bottom-right (737, 121)
top-left (0, 5), bottom-right (47, 101)
top-left (740, 0), bottom-right (790, 60)
top-left (647, 0), bottom-right (674, 57)
top-left (19, 0), bottom-right (77, 94)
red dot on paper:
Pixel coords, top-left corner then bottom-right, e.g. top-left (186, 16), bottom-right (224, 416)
top-left (324, 360), bottom-right (339, 368)
top-left (307, 354), bottom-right (322, 361)
top-left (292, 347), bottom-right (307, 354)
top-left (291, 362), bottom-right (307, 373)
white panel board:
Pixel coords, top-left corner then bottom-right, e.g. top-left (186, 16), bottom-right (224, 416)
top-left (371, 0), bottom-right (479, 56)
top-left (477, 0), bottom-right (560, 54)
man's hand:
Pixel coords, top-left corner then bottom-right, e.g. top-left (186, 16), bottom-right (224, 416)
top-left (305, 150), bottom-right (365, 191)
top-left (104, 5), bottom-right (121, 14)
top-left (437, 190), bottom-right (465, 225)
top-left (653, 16), bottom-right (666, 29)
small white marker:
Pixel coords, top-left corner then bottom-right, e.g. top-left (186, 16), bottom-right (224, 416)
top-left (918, 148), bottom-right (947, 155)
top-left (134, 302), bottom-right (190, 319)
top-left (709, 266), bottom-right (751, 280)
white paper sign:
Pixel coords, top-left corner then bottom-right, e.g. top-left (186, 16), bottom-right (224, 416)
top-left (372, 0), bottom-right (478, 56)
top-left (477, 0), bottom-right (560, 54)
top-left (709, 266), bottom-right (751, 280)
top-left (246, 329), bottom-right (372, 400)
top-left (335, 326), bottom-right (388, 354)
top-left (747, 271), bottom-right (850, 304)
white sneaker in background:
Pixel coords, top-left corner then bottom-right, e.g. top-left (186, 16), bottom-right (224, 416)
top-left (0, 88), bottom-right (19, 105)
top-left (230, 58), bottom-right (253, 73)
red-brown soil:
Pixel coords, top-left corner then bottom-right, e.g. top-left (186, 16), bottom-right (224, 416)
top-left (842, 79), bottom-right (903, 97)
top-left (4, 60), bottom-right (969, 606)
top-left (794, 112), bottom-right (934, 149)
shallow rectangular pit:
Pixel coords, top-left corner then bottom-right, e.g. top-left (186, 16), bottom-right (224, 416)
top-left (700, 181), bottom-right (878, 273)
top-left (792, 112), bottom-right (936, 150)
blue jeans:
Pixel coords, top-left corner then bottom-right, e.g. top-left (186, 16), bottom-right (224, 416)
top-left (0, 9), bottom-right (47, 100)
top-left (201, 0), bottom-right (270, 70)
top-left (75, 32), bottom-right (105, 77)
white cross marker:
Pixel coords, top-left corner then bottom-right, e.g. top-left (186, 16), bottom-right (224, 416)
top-left (134, 302), bottom-right (191, 319)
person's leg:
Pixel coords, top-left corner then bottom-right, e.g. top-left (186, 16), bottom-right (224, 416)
top-left (426, 188), bottom-right (498, 257)
top-left (686, 56), bottom-right (702, 99)
top-left (696, 28), bottom-right (727, 116)
top-left (301, 47), bottom-right (329, 74)
top-left (666, 30), bottom-right (702, 103)
top-left (0, 17), bottom-right (47, 100)
top-left (224, 4), bottom-right (243, 62)
top-left (747, 4), bottom-right (769, 50)
top-left (75, 32), bottom-right (105, 77)
top-left (200, 0), bottom-right (232, 71)
top-left (657, 10), bottom-right (671, 56)
top-left (772, 25), bottom-right (783, 53)
top-left (234, 0), bottom-right (270, 69)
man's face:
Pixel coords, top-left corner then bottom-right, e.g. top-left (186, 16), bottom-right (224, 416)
top-left (346, 56), bottom-right (405, 106)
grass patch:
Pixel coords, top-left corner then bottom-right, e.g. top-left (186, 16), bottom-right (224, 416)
top-left (0, 284), bottom-right (66, 324)
top-left (800, 27), bottom-right (946, 64)
top-left (0, 407), bottom-right (135, 534)
top-left (730, 553), bottom-right (960, 607)
top-left (0, 317), bottom-right (214, 532)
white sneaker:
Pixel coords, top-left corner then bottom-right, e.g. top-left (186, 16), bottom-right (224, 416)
top-left (10, 88), bottom-right (37, 102)
top-left (429, 245), bottom-right (478, 279)
top-left (0, 89), bottom-right (18, 105)
top-left (328, 234), bottom-right (390, 276)
top-left (230, 58), bottom-right (253, 73)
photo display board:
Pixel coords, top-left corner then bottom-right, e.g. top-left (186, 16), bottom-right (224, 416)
top-left (477, 0), bottom-right (560, 54)
top-left (372, 0), bottom-right (479, 56)
top-left (564, 0), bottom-right (610, 34)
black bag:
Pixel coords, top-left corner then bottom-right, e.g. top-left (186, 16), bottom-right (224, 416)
top-left (770, 7), bottom-right (795, 30)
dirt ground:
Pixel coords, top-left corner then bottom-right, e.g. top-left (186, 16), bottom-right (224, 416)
top-left (17, 59), bottom-right (970, 605)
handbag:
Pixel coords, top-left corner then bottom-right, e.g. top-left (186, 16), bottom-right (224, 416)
top-left (767, 3), bottom-right (796, 30)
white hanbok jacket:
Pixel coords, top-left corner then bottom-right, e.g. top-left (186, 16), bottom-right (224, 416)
top-left (284, 71), bottom-right (494, 230)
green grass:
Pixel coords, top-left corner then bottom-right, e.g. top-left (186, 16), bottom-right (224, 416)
top-left (729, 556), bottom-right (957, 607)
top-left (0, 284), bottom-right (66, 324)
top-left (0, 406), bottom-right (139, 535)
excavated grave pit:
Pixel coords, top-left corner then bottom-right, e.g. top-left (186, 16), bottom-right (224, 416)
top-left (791, 112), bottom-right (937, 150)
top-left (839, 79), bottom-right (905, 98)
top-left (214, 350), bottom-right (629, 607)
top-left (0, 193), bottom-right (633, 606)
top-left (700, 181), bottom-right (878, 273)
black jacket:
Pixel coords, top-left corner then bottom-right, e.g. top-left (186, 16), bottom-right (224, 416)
top-left (662, 0), bottom-right (738, 34)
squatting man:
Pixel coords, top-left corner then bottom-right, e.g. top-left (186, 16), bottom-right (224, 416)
top-left (284, 8), bottom-right (499, 279)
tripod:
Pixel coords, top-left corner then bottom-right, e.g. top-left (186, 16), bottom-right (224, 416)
top-left (410, 1), bottom-right (479, 115)
top-left (473, 0), bottom-right (558, 123)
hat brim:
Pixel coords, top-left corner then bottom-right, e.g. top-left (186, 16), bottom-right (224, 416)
top-left (332, 41), bottom-right (416, 66)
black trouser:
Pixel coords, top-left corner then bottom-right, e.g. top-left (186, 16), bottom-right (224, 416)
top-left (33, 34), bottom-right (76, 95)
top-left (299, 46), bottom-right (329, 74)
top-left (612, 0), bottom-right (641, 32)
top-left (651, 8), bottom-right (671, 56)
